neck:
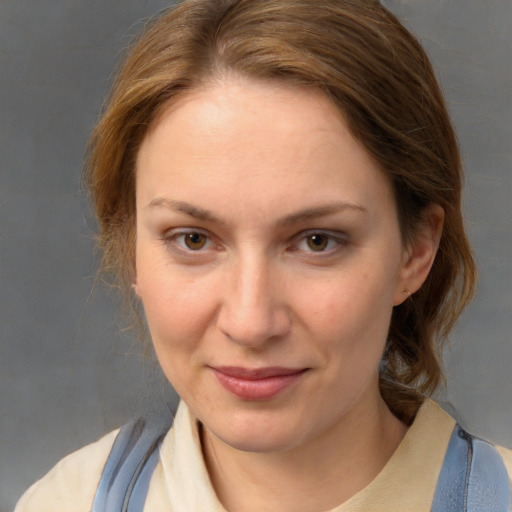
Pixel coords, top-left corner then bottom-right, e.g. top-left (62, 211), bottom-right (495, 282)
top-left (201, 391), bottom-right (408, 512)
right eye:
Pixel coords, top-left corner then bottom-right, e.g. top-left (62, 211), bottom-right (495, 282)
top-left (180, 232), bottom-right (209, 250)
top-left (164, 230), bottom-right (214, 252)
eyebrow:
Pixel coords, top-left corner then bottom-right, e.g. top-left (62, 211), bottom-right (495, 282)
top-left (279, 202), bottom-right (367, 225)
top-left (145, 198), bottom-right (366, 225)
top-left (146, 198), bottom-right (225, 224)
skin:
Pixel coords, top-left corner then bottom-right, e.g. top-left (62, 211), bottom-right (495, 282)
top-left (134, 76), bottom-right (443, 512)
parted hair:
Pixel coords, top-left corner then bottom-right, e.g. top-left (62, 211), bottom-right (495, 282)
top-left (86, 0), bottom-right (476, 423)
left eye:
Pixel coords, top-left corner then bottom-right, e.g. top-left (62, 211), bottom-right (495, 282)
top-left (296, 233), bottom-right (343, 252)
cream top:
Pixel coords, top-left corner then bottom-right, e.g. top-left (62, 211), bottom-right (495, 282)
top-left (15, 399), bottom-right (512, 512)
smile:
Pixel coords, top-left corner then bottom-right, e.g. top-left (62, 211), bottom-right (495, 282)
top-left (209, 366), bottom-right (309, 401)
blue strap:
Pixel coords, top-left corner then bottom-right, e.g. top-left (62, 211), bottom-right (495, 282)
top-left (91, 416), bottom-right (171, 512)
top-left (431, 425), bottom-right (469, 511)
top-left (467, 438), bottom-right (511, 511)
top-left (432, 425), bottom-right (510, 512)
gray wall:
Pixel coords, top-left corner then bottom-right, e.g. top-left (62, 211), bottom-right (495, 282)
top-left (1, 1), bottom-right (510, 510)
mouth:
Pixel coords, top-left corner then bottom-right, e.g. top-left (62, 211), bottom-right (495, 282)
top-left (209, 366), bottom-right (309, 401)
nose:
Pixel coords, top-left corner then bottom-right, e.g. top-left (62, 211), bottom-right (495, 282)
top-left (216, 255), bottom-right (292, 348)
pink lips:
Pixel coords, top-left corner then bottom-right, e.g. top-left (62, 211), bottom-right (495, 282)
top-left (210, 366), bottom-right (308, 401)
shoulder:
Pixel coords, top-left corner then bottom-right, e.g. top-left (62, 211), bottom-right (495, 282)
top-left (421, 400), bottom-right (512, 480)
top-left (14, 428), bottom-right (119, 512)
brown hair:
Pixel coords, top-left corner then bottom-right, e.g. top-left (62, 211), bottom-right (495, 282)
top-left (86, 0), bottom-right (476, 422)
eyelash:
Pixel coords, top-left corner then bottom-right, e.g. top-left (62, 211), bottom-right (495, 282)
top-left (162, 229), bottom-right (348, 256)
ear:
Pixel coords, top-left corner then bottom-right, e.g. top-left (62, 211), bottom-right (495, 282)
top-left (394, 203), bottom-right (444, 306)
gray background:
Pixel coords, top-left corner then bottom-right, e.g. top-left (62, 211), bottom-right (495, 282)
top-left (1, 1), bottom-right (511, 510)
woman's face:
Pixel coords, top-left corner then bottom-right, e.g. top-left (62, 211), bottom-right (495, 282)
top-left (135, 77), bottom-right (417, 453)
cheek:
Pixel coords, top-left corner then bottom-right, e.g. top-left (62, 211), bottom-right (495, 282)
top-left (137, 268), bottom-right (219, 391)
top-left (298, 265), bottom-right (396, 359)
top-left (136, 254), bottom-right (216, 348)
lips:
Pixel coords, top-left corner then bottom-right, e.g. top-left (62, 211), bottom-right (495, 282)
top-left (210, 366), bottom-right (308, 401)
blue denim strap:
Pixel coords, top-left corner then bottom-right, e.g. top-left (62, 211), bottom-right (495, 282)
top-left (431, 424), bottom-right (510, 512)
top-left (91, 416), bottom-right (171, 512)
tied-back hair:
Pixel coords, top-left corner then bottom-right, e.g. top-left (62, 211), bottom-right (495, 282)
top-left (85, 0), bottom-right (476, 423)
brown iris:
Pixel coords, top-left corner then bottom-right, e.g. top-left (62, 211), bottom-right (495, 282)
top-left (184, 232), bottom-right (208, 250)
top-left (307, 234), bottom-right (329, 251)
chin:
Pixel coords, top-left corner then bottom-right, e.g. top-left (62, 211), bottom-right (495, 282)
top-left (207, 408), bottom-right (308, 454)
top-left (219, 428), bottom-right (299, 454)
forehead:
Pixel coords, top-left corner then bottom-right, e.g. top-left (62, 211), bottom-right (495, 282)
top-left (143, 76), bottom-right (350, 159)
top-left (135, 77), bottom-right (395, 221)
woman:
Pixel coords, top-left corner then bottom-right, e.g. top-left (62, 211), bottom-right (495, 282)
top-left (15, 0), bottom-right (512, 510)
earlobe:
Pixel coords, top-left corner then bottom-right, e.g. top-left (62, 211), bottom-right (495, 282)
top-left (130, 257), bottom-right (141, 296)
top-left (132, 280), bottom-right (141, 297)
top-left (394, 203), bottom-right (444, 306)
